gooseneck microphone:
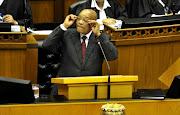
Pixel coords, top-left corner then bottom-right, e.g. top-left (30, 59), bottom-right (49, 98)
top-left (97, 39), bottom-right (111, 100)
top-left (24, 0), bottom-right (28, 31)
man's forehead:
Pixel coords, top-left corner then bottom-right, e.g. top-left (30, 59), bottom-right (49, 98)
top-left (78, 14), bottom-right (91, 19)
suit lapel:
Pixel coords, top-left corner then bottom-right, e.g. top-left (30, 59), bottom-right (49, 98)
top-left (70, 31), bottom-right (83, 66)
top-left (82, 33), bottom-right (97, 67)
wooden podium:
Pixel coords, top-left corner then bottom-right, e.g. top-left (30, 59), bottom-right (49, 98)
top-left (0, 26), bottom-right (38, 83)
top-left (51, 75), bottom-right (138, 100)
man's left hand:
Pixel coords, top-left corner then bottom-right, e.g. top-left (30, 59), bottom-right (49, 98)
top-left (88, 20), bottom-right (101, 37)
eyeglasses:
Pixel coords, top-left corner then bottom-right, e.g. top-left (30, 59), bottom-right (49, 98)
top-left (77, 17), bottom-right (89, 23)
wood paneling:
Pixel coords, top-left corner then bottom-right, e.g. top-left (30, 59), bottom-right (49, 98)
top-left (103, 24), bottom-right (180, 91)
top-left (29, 0), bottom-right (126, 23)
top-left (29, 0), bottom-right (55, 23)
top-left (0, 99), bottom-right (180, 115)
top-left (0, 34), bottom-right (38, 83)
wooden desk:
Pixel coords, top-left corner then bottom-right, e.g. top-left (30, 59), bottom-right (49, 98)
top-left (103, 24), bottom-right (180, 90)
top-left (0, 98), bottom-right (180, 115)
top-left (52, 75), bottom-right (138, 100)
top-left (0, 28), bottom-right (38, 83)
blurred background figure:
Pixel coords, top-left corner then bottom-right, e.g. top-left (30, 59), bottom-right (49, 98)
top-left (69, 0), bottom-right (128, 30)
top-left (127, 0), bottom-right (180, 18)
top-left (0, 0), bottom-right (33, 28)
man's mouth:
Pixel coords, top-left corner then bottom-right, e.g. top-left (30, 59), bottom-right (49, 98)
top-left (77, 25), bottom-right (83, 28)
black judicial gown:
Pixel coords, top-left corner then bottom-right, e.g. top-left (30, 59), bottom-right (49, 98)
top-left (0, 0), bottom-right (33, 28)
top-left (128, 0), bottom-right (180, 18)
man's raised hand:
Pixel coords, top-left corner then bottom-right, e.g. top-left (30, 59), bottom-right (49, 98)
top-left (63, 14), bottom-right (77, 29)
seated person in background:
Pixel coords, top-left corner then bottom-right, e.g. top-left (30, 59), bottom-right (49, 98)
top-left (0, 0), bottom-right (33, 28)
top-left (134, 0), bottom-right (180, 18)
top-left (70, 0), bottom-right (128, 30)
top-left (43, 9), bottom-right (118, 94)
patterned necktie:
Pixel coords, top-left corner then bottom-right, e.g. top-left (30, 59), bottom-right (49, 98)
top-left (82, 36), bottom-right (87, 63)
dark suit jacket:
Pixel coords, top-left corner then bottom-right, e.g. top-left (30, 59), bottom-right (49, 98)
top-left (42, 26), bottom-right (118, 77)
top-left (5, 0), bottom-right (33, 28)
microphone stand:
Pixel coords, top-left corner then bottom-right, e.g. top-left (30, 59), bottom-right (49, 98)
top-left (172, 2), bottom-right (176, 15)
top-left (97, 40), bottom-right (111, 100)
top-left (24, 0), bottom-right (28, 32)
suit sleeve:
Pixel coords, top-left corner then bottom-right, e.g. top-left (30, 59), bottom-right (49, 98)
top-left (97, 33), bottom-right (118, 61)
top-left (42, 26), bottom-right (64, 53)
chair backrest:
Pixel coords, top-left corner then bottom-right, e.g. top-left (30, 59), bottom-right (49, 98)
top-left (69, 0), bottom-right (88, 15)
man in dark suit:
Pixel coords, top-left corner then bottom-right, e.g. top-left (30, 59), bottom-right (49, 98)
top-left (0, 0), bottom-right (33, 28)
top-left (42, 9), bottom-right (118, 77)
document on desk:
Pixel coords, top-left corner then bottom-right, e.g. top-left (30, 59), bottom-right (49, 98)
top-left (31, 30), bottom-right (52, 35)
top-left (108, 20), bottom-right (123, 29)
top-left (27, 28), bottom-right (52, 35)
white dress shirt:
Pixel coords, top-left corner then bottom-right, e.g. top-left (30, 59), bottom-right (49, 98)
top-left (80, 31), bottom-right (92, 48)
top-left (0, 0), bottom-right (4, 6)
top-left (91, 0), bottom-right (111, 30)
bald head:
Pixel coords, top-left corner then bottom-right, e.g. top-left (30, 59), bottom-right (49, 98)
top-left (79, 9), bottom-right (97, 20)
top-left (76, 9), bottom-right (98, 34)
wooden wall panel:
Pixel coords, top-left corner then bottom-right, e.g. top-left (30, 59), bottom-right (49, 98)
top-left (0, 34), bottom-right (38, 84)
top-left (54, 0), bottom-right (64, 22)
top-left (102, 35), bottom-right (180, 91)
top-left (29, 0), bottom-right (55, 23)
top-left (29, 0), bottom-right (126, 23)
top-left (0, 50), bottom-right (26, 79)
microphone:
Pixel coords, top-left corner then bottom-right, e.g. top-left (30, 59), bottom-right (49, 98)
top-left (24, 0), bottom-right (28, 31)
top-left (97, 39), bottom-right (111, 100)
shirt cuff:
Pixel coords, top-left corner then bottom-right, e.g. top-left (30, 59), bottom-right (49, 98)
top-left (178, 11), bottom-right (180, 14)
top-left (60, 24), bottom-right (67, 31)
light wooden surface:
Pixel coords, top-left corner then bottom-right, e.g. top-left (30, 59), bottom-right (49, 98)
top-left (60, 82), bottom-right (134, 99)
top-left (159, 57), bottom-right (180, 87)
top-left (52, 75), bottom-right (138, 100)
top-left (0, 99), bottom-right (180, 115)
top-left (51, 75), bottom-right (138, 84)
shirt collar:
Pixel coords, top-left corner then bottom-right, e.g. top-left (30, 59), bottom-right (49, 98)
top-left (80, 30), bottom-right (92, 40)
top-left (91, 0), bottom-right (111, 10)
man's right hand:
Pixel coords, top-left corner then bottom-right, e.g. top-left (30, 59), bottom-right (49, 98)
top-left (63, 14), bottom-right (77, 29)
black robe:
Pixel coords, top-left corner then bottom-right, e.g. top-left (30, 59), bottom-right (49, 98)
top-left (128, 0), bottom-right (180, 18)
top-left (0, 0), bottom-right (33, 28)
